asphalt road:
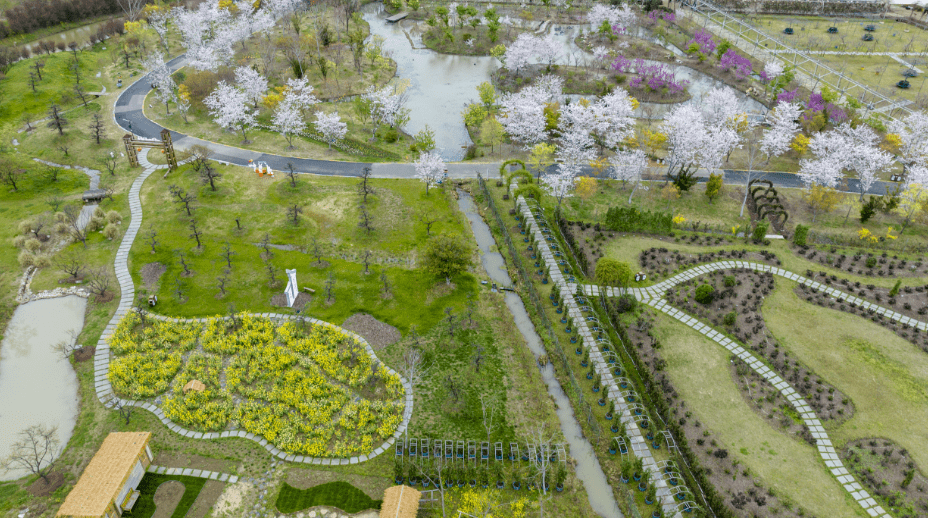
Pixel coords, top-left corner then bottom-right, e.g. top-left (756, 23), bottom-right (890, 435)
top-left (112, 57), bottom-right (899, 195)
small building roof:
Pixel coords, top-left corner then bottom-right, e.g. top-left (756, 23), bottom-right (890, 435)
top-left (57, 432), bottom-right (151, 518)
top-left (379, 485), bottom-right (420, 518)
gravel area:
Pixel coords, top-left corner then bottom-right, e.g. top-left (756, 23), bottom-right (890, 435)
top-left (340, 313), bottom-right (400, 350)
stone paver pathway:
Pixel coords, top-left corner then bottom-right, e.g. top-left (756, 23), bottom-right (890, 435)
top-left (92, 156), bottom-right (412, 466)
top-left (147, 464), bottom-right (239, 484)
top-left (584, 261), bottom-right (919, 518)
top-left (516, 194), bottom-right (684, 517)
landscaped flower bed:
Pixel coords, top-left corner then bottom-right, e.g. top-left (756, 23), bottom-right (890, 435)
top-left (108, 312), bottom-right (406, 458)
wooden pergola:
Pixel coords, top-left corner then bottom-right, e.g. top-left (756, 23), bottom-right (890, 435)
top-left (123, 128), bottom-right (178, 171)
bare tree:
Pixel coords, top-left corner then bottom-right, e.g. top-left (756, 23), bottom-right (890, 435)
top-left (57, 144), bottom-right (70, 157)
top-left (86, 267), bottom-right (113, 299)
top-left (286, 162), bottom-right (299, 188)
top-left (264, 257), bottom-right (278, 287)
top-left (358, 204), bottom-right (373, 234)
top-left (479, 393), bottom-right (496, 442)
top-left (287, 204), bottom-right (303, 225)
top-left (189, 144), bottom-right (214, 171)
top-left (100, 154), bottom-right (118, 175)
top-left (216, 268), bottom-right (230, 297)
top-left (51, 330), bottom-right (80, 361)
top-left (361, 249), bottom-right (372, 274)
top-left (199, 162), bottom-right (221, 191)
top-left (526, 422), bottom-right (558, 517)
top-left (0, 424), bottom-right (60, 484)
top-left (169, 185), bottom-right (196, 215)
top-left (69, 60), bottom-right (82, 86)
top-left (0, 162), bottom-right (24, 191)
top-left (402, 346), bottom-right (431, 388)
top-left (379, 269), bottom-right (391, 296)
top-left (188, 218), bottom-right (203, 248)
top-left (32, 60), bottom-right (44, 80)
top-left (309, 236), bottom-right (325, 266)
top-left (221, 242), bottom-right (236, 268)
top-left (63, 204), bottom-right (88, 247)
top-left (46, 104), bottom-right (68, 136)
top-left (259, 233), bottom-right (274, 260)
top-left (74, 84), bottom-right (90, 107)
top-left (357, 166), bottom-right (374, 202)
top-left (45, 194), bottom-right (63, 212)
top-left (27, 214), bottom-right (49, 239)
top-left (28, 72), bottom-right (37, 93)
top-left (117, 0), bottom-right (145, 21)
top-left (324, 272), bottom-right (335, 302)
top-left (176, 250), bottom-right (191, 276)
top-left (416, 460), bottom-right (448, 518)
top-left (88, 113), bottom-right (106, 144)
top-left (146, 226), bottom-right (159, 253)
top-left (418, 211), bottom-right (440, 236)
top-left (53, 249), bottom-right (86, 280)
top-left (105, 395), bottom-right (134, 425)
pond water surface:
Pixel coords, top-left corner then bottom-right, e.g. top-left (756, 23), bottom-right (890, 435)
top-left (0, 296), bottom-right (86, 481)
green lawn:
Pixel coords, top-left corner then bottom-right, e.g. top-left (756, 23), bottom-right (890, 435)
top-left (276, 481), bottom-right (382, 513)
top-left (763, 284), bottom-right (928, 473)
top-left (651, 312), bottom-right (867, 518)
top-left (740, 14), bottom-right (928, 54)
top-left (122, 474), bottom-right (207, 518)
top-left (127, 167), bottom-right (476, 333)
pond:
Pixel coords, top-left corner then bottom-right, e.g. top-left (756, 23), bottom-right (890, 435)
top-left (366, 9), bottom-right (766, 160)
top-left (0, 296), bottom-right (86, 481)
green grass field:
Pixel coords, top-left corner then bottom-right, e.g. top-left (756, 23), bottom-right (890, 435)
top-left (739, 15), bottom-right (928, 54)
top-left (651, 312), bottom-right (867, 518)
top-left (126, 167), bottom-right (475, 333)
top-left (764, 284), bottom-right (928, 473)
top-left (275, 481), bottom-right (381, 513)
top-left (818, 54), bottom-right (927, 103)
top-left (122, 474), bottom-right (207, 518)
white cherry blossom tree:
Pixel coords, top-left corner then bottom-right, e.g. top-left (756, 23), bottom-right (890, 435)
top-left (314, 112), bottom-right (348, 149)
top-left (204, 81), bottom-right (256, 143)
top-left (888, 111), bottom-right (928, 175)
top-left (235, 66), bottom-right (268, 109)
top-left (611, 148), bottom-right (648, 203)
top-left (759, 102), bottom-right (801, 162)
top-left (272, 98), bottom-right (305, 149)
top-left (415, 151), bottom-right (446, 194)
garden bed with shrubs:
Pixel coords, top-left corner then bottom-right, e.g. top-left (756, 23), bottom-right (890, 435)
top-left (841, 438), bottom-right (928, 518)
top-left (792, 245), bottom-right (928, 278)
top-left (638, 247), bottom-right (780, 283)
top-left (796, 273), bottom-right (928, 351)
top-left (664, 268), bottom-right (853, 425)
top-left (608, 306), bottom-right (809, 518)
top-left (108, 311), bottom-right (406, 458)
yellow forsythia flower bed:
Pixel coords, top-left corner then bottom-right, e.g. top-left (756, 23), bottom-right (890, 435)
top-left (107, 312), bottom-right (406, 457)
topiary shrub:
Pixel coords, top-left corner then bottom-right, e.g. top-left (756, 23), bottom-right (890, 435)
top-left (695, 284), bottom-right (715, 304)
top-left (596, 259), bottom-right (633, 287)
top-left (793, 224), bottom-right (809, 246)
top-left (751, 221), bottom-right (769, 242)
top-left (724, 275), bottom-right (736, 287)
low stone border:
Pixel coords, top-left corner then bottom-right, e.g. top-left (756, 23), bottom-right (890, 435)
top-left (583, 261), bottom-right (914, 518)
top-left (147, 464), bottom-right (239, 484)
top-left (93, 157), bottom-right (412, 466)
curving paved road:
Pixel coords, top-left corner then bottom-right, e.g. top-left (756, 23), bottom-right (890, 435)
top-left (92, 154), bottom-right (413, 465)
top-left (113, 55), bottom-right (897, 194)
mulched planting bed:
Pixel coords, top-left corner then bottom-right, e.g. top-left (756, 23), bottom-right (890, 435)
top-left (841, 438), bottom-right (928, 518)
top-left (73, 346), bottom-right (95, 362)
top-left (340, 313), bottom-right (401, 350)
top-left (619, 310), bottom-right (805, 518)
top-left (797, 271), bottom-right (928, 351)
top-left (793, 245), bottom-right (928, 278)
top-left (638, 247), bottom-right (780, 283)
top-left (665, 268), bottom-right (853, 424)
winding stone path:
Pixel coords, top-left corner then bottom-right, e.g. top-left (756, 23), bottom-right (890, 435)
top-left (92, 156), bottom-right (412, 466)
top-left (147, 464), bottom-right (239, 484)
top-left (580, 262), bottom-right (925, 518)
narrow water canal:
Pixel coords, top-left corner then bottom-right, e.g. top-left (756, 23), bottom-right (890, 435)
top-left (458, 190), bottom-right (622, 518)
top-left (0, 296), bottom-right (86, 481)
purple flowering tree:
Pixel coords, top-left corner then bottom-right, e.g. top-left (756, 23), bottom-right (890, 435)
top-left (687, 29), bottom-right (717, 55)
top-left (776, 88), bottom-right (800, 104)
top-left (718, 49), bottom-right (752, 80)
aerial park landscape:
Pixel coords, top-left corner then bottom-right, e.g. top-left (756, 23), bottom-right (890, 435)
top-left (0, 0), bottom-right (927, 516)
